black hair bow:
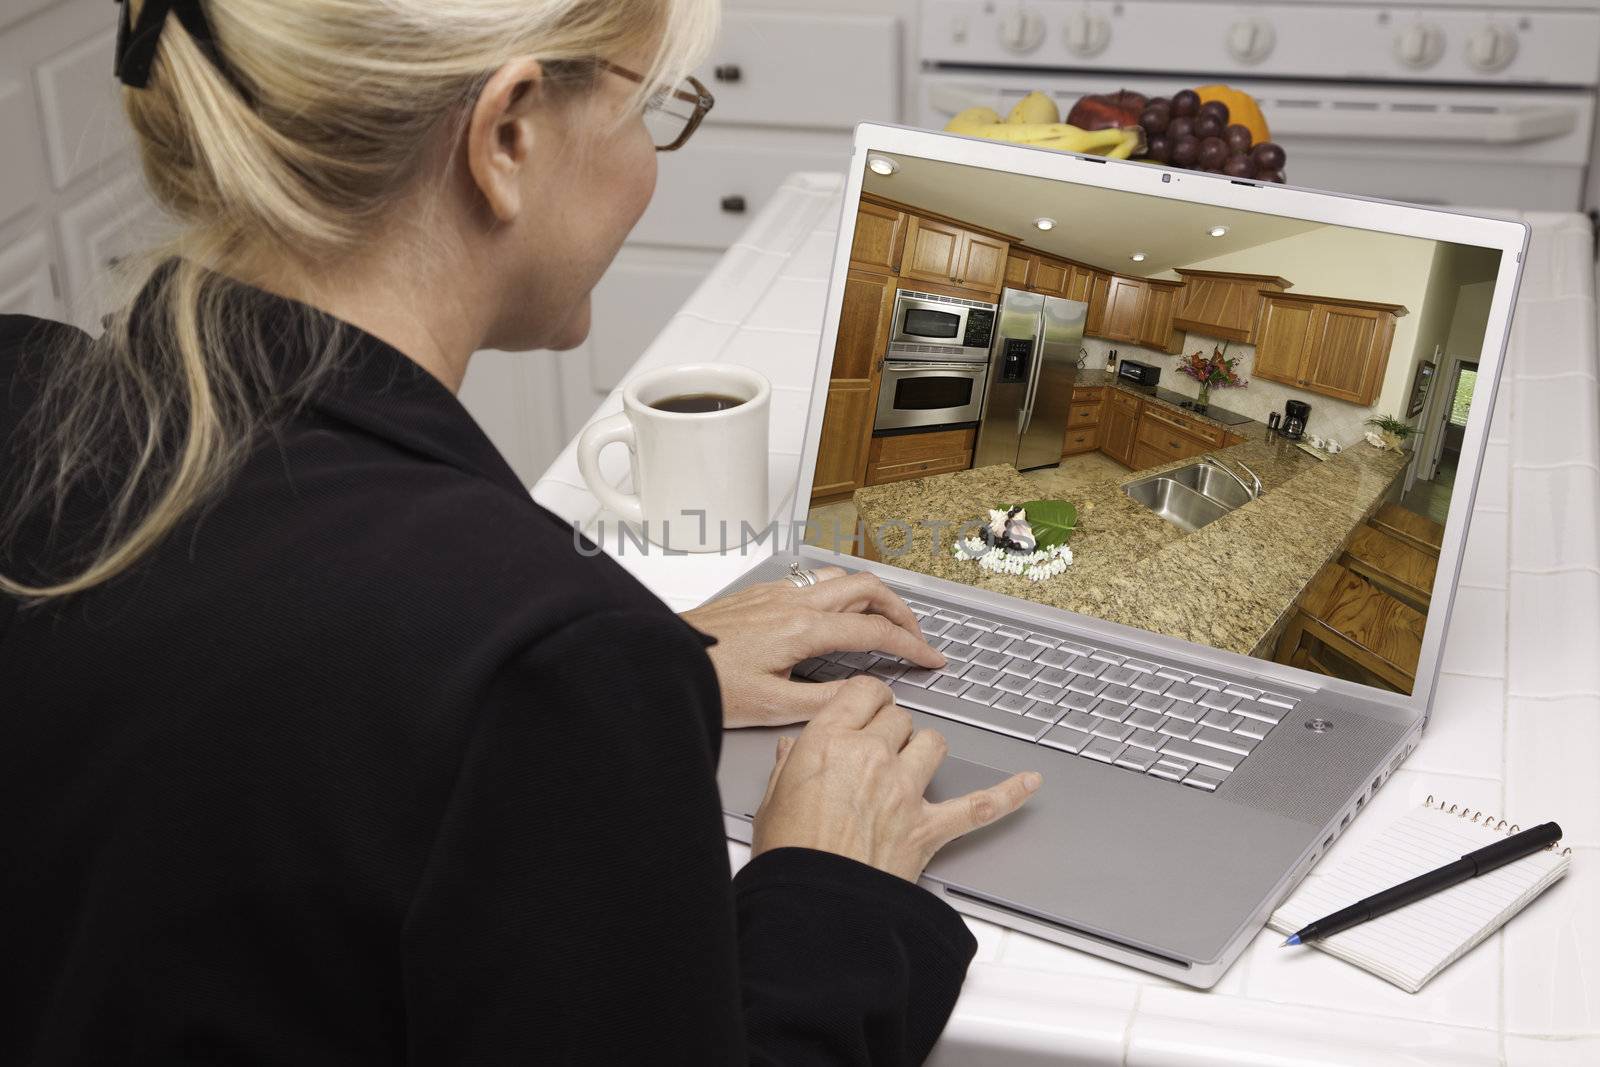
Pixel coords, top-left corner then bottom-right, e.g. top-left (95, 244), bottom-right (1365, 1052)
top-left (114, 0), bottom-right (249, 100)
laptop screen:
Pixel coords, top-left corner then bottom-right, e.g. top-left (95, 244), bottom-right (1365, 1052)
top-left (805, 149), bottom-right (1506, 698)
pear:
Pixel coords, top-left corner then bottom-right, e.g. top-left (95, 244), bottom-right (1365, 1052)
top-left (1006, 91), bottom-right (1060, 125)
top-left (944, 106), bottom-right (1003, 134)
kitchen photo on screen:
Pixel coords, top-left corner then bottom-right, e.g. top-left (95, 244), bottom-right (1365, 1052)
top-left (804, 151), bottom-right (1501, 696)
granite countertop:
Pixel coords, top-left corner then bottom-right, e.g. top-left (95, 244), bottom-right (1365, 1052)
top-left (1071, 369), bottom-right (1262, 434)
top-left (853, 436), bottom-right (1408, 657)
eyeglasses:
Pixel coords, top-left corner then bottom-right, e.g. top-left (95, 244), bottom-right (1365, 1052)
top-left (594, 58), bottom-right (714, 152)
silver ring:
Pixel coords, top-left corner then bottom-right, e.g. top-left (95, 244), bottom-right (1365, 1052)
top-left (786, 561), bottom-right (819, 588)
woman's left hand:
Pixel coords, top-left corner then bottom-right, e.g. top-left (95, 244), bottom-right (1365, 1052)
top-left (680, 567), bottom-right (947, 728)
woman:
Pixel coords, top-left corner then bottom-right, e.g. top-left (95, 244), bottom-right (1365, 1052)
top-left (0, 1), bottom-right (1040, 1063)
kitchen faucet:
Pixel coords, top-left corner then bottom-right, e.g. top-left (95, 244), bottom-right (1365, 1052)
top-left (1202, 453), bottom-right (1263, 499)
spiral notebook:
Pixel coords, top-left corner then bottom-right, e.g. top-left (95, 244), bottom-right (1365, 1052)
top-left (1267, 796), bottom-right (1572, 993)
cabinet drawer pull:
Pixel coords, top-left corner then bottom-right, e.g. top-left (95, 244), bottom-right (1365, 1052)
top-left (721, 195), bottom-right (747, 214)
top-left (714, 63), bottom-right (742, 83)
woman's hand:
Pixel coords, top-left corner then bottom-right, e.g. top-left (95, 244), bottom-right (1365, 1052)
top-left (751, 677), bottom-right (1041, 882)
top-left (681, 567), bottom-right (947, 729)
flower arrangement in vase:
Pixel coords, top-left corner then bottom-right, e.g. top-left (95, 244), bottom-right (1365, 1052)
top-left (1176, 343), bottom-right (1247, 409)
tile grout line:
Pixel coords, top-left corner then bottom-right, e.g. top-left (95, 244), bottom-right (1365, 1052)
top-left (1120, 983), bottom-right (1143, 1067)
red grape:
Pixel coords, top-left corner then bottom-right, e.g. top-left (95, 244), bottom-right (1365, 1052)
top-left (1199, 100), bottom-right (1230, 125)
top-left (1171, 89), bottom-right (1200, 117)
top-left (1224, 124), bottom-right (1253, 152)
top-left (1250, 141), bottom-right (1286, 172)
top-left (1168, 116), bottom-right (1195, 141)
top-left (1254, 168), bottom-right (1285, 183)
top-left (1147, 96), bottom-right (1171, 111)
top-left (1146, 134), bottom-right (1172, 163)
top-left (1222, 154), bottom-right (1254, 178)
top-left (1194, 115), bottom-right (1223, 140)
top-left (1197, 137), bottom-right (1228, 170)
top-left (1140, 107), bottom-right (1169, 135)
top-left (1170, 136), bottom-right (1200, 167)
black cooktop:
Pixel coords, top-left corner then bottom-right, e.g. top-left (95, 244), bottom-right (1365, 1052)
top-left (1117, 382), bottom-right (1256, 426)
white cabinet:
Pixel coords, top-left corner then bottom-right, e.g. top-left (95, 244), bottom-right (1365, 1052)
top-left (0, 231), bottom-right (58, 319)
top-left (34, 28), bottom-right (130, 190)
top-left (57, 174), bottom-right (168, 330)
top-left (0, 79), bottom-right (45, 229)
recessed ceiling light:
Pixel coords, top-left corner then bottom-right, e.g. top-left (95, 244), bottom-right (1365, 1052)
top-left (867, 156), bottom-right (898, 176)
top-left (1033, 217), bottom-right (1056, 231)
top-left (1130, 252), bottom-right (1147, 262)
top-left (1208, 225), bottom-right (1228, 237)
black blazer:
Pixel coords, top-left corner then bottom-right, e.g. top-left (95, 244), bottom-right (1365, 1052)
top-left (0, 292), bottom-right (975, 1065)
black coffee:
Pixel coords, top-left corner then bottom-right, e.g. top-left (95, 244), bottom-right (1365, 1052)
top-left (651, 392), bottom-right (746, 414)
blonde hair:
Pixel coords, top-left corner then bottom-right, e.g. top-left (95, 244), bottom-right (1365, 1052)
top-left (1, 0), bottom-right (720, 600)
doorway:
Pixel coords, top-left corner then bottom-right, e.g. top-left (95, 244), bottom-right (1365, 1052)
top-left (1404, 358), bottom-right (1478, 524)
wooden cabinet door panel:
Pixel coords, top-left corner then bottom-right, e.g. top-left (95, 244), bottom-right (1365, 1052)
top-left (1139, 284), bottom-right (1179, 351)
top-left (1253, 298), bottom-right (1314, 385)
top-left (1085, 272), bottom-right (1112, 336)
top-left (812, 269), bottom-right (894, 500)
top-left (1032, 257), bottom-right (1068, 296)
top-left (1005, 252), bottom-right (1035, 288)
top-left (1131, 442), bottom-right (1174, 470)
top-left (959, 232), bottom-right (1009, 292)
top-left (1065, 265), bottom-right (1095, 303)
top-left (901, 216), bottom-right (964, 286)
top-left (1103, 277), bottom-right (1146, 342)
top-left (850, 201), bottom-right (907, 274)
top-left (1304, 304), bottom-right (1384, 404)
top-left (1101, 400), bottom-right (1139, 466)
top-left (812, 385), bottom-right (876, 498)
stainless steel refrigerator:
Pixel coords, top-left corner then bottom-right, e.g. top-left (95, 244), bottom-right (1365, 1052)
top-left (973, 288), bottom-right (1086, 471)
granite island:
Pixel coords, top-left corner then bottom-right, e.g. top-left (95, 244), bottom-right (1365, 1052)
top-left (852, 434), bottom-right (1409, 659)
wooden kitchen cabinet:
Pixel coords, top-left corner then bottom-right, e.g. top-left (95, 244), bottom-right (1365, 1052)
top-left (849, 200), bottom-right (908, 275)
top-left (1100, 389), bottom-right (1140, 467)
top-left (1137, 279), bottom-right (1183, 354)
top-left (1085, 272), bottom-right (1112, 336)
top-left (1136, 404), bottom-right (1212, 465)
top-left (811, 267), bottom-right (895, 501)
top-left (1062, 385), bottom-right (1104, 456)
top-left (1252, 292), bottom-right (1407, 406)
top-left (1005, 252), bottom-right (1035, 288)
top-left (865, 427), bottom-right (976, 486)
top-left (1099, 276), bottom-right (1147, 342)
top-left (958, 231), bottom-right (1010, 292)
top-left (900, 215), bottom-right (1009, 295)
top-left (1032, 256), bottom-right (1070, 296)
top-left (1065, 264), bottom-right (1097, 303)
top-left (1171, 269), bottom-right (1292, 343)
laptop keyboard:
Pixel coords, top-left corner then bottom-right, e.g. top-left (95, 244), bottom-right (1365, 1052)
top-left (793, 598), bottom-right (1300, 793)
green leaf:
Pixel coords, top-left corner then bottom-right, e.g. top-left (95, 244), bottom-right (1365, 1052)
top-left (1019, 499), bottom-right (1077, 549)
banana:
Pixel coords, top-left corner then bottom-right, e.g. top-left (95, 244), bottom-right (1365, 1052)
top-left (1105, 126), bottom-right (1145, 160)
top-left (964, 122), bottom-right (1129, 155)
top-left (1005, 91), bottom-right (1060, 125)
top-left (944, 106), bottom-right (1003, 133)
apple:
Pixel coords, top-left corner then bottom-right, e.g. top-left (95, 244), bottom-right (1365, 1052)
top-left (1068, 89), bottom-right (1150, 131)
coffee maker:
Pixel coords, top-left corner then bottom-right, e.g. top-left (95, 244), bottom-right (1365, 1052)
top-left (1282, 399), bottom-right (1311, 439)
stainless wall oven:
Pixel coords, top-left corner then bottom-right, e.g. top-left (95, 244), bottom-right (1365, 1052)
top-left (874, 357), bottom-right (988, 432)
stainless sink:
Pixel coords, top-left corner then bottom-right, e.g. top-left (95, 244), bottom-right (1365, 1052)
top-left (1123, 476), bottom-right (1233, 532)
top-left (1166, 462), bottom-right (1254, 510)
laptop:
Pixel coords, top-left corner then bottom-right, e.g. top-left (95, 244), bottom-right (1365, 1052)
top-left (709, 121), bottom-right (1528, 988)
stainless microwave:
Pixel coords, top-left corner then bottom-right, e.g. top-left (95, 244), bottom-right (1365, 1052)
top-left (888, 289), bottom-right (997, 362)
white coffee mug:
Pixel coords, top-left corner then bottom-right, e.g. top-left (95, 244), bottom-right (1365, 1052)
top-left (577, 363), bottom-right (770, 553)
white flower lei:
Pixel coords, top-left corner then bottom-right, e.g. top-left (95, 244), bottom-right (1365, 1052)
top-left (952, 535), bottom-right (1074, 582)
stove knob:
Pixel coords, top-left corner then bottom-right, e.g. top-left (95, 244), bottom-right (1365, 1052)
top-left (1063, 10), bottom-right (1111, 58)
top-left (997, 8), bottom-right (1046, 55)
top-left (1225, 17), bottom-right (1276, 64)
top-left (1394, 23), bottom-right (1445, 69)
top-left (1465, 24), bottom-right (1518, 72)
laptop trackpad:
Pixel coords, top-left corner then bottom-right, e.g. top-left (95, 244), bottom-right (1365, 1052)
top-left (924, 755), bottom-right (1016, 804)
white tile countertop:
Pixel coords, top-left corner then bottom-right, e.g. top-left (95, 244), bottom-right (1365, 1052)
top-left (533, 173), bottom-right (1600, 1065)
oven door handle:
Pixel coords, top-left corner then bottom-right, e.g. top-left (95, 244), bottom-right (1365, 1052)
top-left (1278, 104), bottom-right (1578, 145)
top-left (883, 360), bottom-right (986, 371)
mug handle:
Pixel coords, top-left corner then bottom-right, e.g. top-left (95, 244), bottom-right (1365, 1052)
top-left (576, 413), bottom-right (645, 523)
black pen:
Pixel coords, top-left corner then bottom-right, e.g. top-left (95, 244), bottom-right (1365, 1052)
top-left (1282, 821), bottom-right (1564, 946)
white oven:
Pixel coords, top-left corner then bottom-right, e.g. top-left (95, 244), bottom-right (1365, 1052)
top-left (918, 0), bottom-right (1600, 213)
